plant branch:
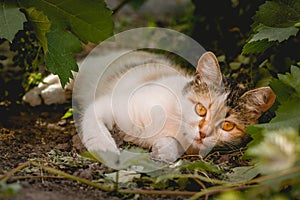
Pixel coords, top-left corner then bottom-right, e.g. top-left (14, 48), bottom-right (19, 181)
top-left (30, 162), bottom-right (114, 192)
top-left (0, 161), bottom-right (31, 182)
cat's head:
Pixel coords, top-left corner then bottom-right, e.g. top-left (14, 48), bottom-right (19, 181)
top-left (182, 52), bottom-right (276, 155)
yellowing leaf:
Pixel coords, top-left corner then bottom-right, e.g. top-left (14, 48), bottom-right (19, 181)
top-left (25, 7), bottom-right (51, 53)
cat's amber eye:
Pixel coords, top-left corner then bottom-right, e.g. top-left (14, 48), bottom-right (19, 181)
top-left (221, 121), bottom-right (235, 131)
top-left (195, 103), bottom-right (207, 117)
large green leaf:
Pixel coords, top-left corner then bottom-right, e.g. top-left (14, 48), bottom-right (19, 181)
top-left (0, 0), bottom-right (26, 41)
top-left (250, 25), bottom-right (299, 43)
top-left (249, 66), bottom-right (300, 131)
top-left (243, 0), bottom-right (300, 54)
top-left (270, 79), bottom-right (296, 103)
top-left (252, 0), bottom-right (300, 28)
top-left (242, 39), bottom-right (274, 54)
top-left (19, 0), bottom-right (113, 43)
top-left (25, 7), bottom-right (51, 53)
top-left (45, 24), bottom-right (81, 86)
top-left (254, 101), bottom-right (300, 130)
top-left (278, 66), bottom-right (300, 95)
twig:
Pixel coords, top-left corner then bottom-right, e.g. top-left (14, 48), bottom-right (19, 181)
top-left (157, 173), bottom-right (232, 186)
top-left (189, 184), bottom-right (258, 200)
top-left (10, 175), bottom-right (64, 180)
top-left (118, 189), bottom-right (198, 196)
top-left (30, 162), bottom-right (114, 192)
top-left (0, 161), bottom-right (31, 182)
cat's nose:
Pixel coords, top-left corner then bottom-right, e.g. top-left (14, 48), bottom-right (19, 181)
top-left (199, 131), bottom-right (206, 139)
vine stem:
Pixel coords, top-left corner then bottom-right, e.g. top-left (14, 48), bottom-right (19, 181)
top-left (189, 184), bottom-right (258, 200)
top-left (0, 161), bottom-right (31, 182)
top-left (2, 161), bottom-right (300, 198)
top-left (29, 162), bottom-right (114, 192)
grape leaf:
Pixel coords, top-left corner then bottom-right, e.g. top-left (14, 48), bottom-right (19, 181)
top-left (270, 79), bottom-right (296, 103)
top-left (25, 7), bottom-right (51, 53)
top-left (90, 149), bottom-right (167, 173)
top-left (250, 25), bottom-right (299, 43)
top-left (244, 0), bottom-right (300, 54)
top-left (224, 166), bottom-right (260, 182)
top-left (242, 39), bottom-right (274, 54)
top-left (0, 0), bottom-right (26, 41)
top-left (249, 66), bottom-right (300, 131)
top-left (19, 0), bottom-right (113, 43)
top-left (254, 100), bottom-right (300, 130)
top-left (45, 24), bottom-right (81, 86)
top-left (278, 65), bottom-right (300, 95)
top-left (252, 0), bottom-right (300, 28)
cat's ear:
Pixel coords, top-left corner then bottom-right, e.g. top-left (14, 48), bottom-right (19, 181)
top-left (237, 87), bottom-right (276, 121)
top-left (196, 51), bottom-right (222, 85)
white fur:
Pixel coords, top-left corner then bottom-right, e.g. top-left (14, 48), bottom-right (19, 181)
top-left (23, 51), bottom-right (227, 162)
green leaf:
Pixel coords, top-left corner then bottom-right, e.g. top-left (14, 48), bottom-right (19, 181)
top-left (278, 66), bottom-right (300, 95)
top-left (253, 101), bottom-right (300, 130)
top-left (61, 108), bottom-right (73, 119)
top-left (25, 7), bottom-right (51, 53)
top-left (0, 181), bottom-right (21, 197)
top-left (0, 0), bottom-right (26, 41)
top-left (250, 25), bottom-right (299, 43)
top-left (90, 149), bottom-right (167, 173)
top-left (246, 128), bottom-right (300, 175)
top-left (253, 0), bottom-right (300, 28)
top-left (182, 160), bottom-right (221, 174)
top-left (250, 66), bottom-right (300, 130)
top-left (19, 0), bottom-right (113, 43)
top-left (270, 79), bottom-right (296, 103)
top-left (244, 0), bottom-right (300, 54)
top-left (242, 39), bottom-right (274, 54)
top-left (45, 24), bottom-right (81, 86)
top-left (224, 166), bottom-right (260, 182)
top-left (105, 170), bottom-right (141, 183)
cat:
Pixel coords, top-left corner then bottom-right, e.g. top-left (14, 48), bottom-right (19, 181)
top-left (23, 51), bottom-right (276, 162)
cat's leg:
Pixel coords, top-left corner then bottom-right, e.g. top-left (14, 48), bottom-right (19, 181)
top-left (80, 99), bottom-right (119, 155)
top-left (151, 137), bottom-right (184, 162)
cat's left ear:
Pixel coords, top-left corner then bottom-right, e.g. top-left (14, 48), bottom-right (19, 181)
top-left (196, 51), bottom-right (223, 86)
top-left (237, 87), bottom-right (276, 121)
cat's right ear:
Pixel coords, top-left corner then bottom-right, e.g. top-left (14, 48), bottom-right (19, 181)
top-left (196, 52), bottom-right (223, 86)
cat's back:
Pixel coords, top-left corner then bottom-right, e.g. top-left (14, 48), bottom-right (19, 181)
top-left (74, 50), bottom-right (188, 107)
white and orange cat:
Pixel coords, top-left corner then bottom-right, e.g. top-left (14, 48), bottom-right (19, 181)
top-left (23, 51), bottom-right (276, 162)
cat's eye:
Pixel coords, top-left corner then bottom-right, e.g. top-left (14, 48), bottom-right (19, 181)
top-left (221, 121), bottom-right (235, 131)
top-left (195, 103), bottom-right (207, 117)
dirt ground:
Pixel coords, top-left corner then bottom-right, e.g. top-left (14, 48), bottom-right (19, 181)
top-left (1, 102), bottom-right (189, 200)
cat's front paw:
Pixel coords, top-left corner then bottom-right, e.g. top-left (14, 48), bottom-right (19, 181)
top-left (151, 137), bottom-right (183, 163)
